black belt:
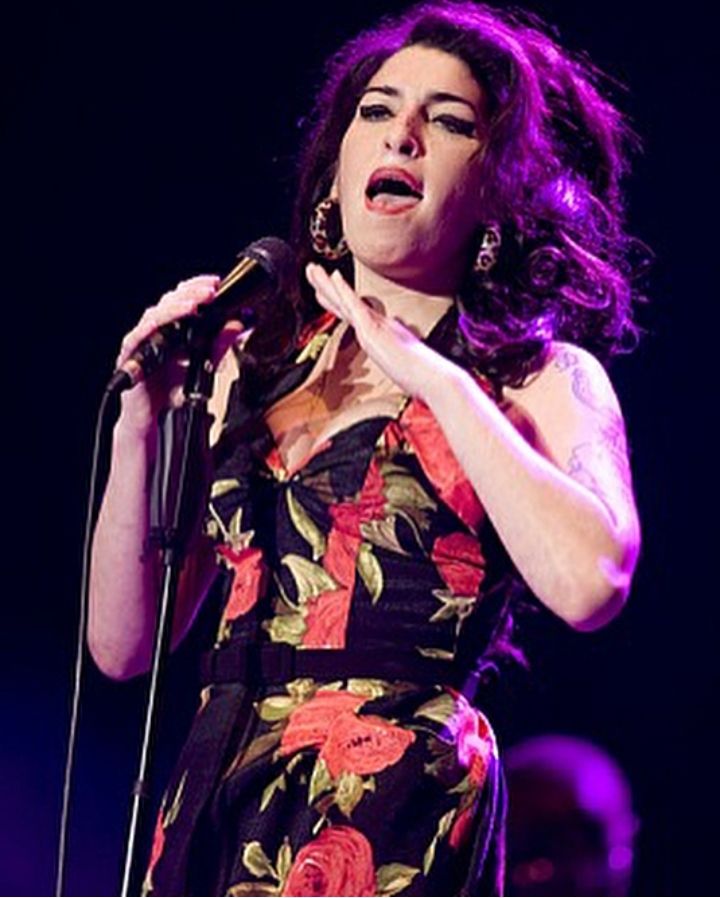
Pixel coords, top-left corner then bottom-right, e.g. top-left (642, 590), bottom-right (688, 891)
top-left (200, 641), bottom-right (477, 691)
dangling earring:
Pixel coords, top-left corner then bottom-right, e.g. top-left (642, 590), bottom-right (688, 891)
top-left (310, 197), bottom-right (349, 260)
top-left (473, 223), bottom-right (502, 275)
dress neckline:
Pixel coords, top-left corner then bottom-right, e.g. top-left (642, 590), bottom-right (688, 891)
top-left (261, 303), bottom-right (457, 482)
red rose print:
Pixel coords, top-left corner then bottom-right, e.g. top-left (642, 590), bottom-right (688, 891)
top-left (296, 311), bottom-right (338, 350)
top-left (145, 813), bottom-right (165, 883)
top-left (302, 588), bottom-right (349, 648)
top-left (380, 419), bottom-right (404, 455)
top-left (400, 399), bottom-right (484, 533)
top-left (319, 711), bottom-right (416, 779)
top-left (301, 458), bottom-right (387, 649)
top-left (329, 458), bottom-right (386, 539)
top-left (451, 695), bottom-right (493, 788)
top-left (282, 825), bottom-right (376, 896)
top-left (263, 444), bottom-right (288, 480)
top-left (217, 545), bottom-right (266, 620)
top-left (431, 532), bottom-right (486, 596)
top-left (449, 803), bottom-right (476, 850)
top-left (279, 691), bottom-right (366, 757)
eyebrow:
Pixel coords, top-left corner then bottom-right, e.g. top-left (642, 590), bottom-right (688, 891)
top-left (360, 84), bottom-right (478, 115)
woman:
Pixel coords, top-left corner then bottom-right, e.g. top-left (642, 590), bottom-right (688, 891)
top-left (89, 2), bottom-right (643, 894)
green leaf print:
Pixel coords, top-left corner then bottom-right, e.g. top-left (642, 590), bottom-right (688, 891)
top-left (335, 771), bottom-right (365, 817)
top-left (226, 884), bottom-right (279, 897)
top-left (228, 507), bottom-right (256, 547)
top-left (429, 590), bottom-right (476, 624)
top-left (381, 463), bottom-right (437, 524)
top-left (285, 677), bottom-right (320, 704)
top-left (222, 731), bottom-right (282, 781)
top-left (164, 770), bottom-right (187, 827)
top-left (210, 478), bottom-right (241, 499)
top-left (357, 542), bottom-right (384, 604)
top-left (359, 516), bottom-right (410, 555)
top-left (423, 809), bottom-right (455, 874)
top-left (286, 489), bottom-right (326, 561)
top-left (255, 694), bottom-right (297, 723)
top-left (416, 646), bottom-right (455, 660)
top-left (295, 331), bottom-right (330, 364)
top-left (308, 757), bottom-right (333, 804)
top-left (241, 840), bottom-right (277, 880)
top-left (282, 554), bottom-right (338, 603)
top-left (414, 693), bottom-right (456, 726)
top-left (263, 612), bottom-right (307, 646)
top-left (259, 771), bottom-right (287, 812)
top-left (276, 838), bottom-right (293, 884)
top-left (376, 863), bottom-right (421, 896)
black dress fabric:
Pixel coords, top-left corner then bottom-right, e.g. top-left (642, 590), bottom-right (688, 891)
top-left (144, 306), bottom-right (520, 896)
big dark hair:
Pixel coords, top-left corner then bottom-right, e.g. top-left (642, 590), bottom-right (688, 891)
top-left (281, 0), bottom-right (650, 389)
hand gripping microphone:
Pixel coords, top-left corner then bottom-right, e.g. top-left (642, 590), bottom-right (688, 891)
top-left (106, 236), bottom-right (296, 394)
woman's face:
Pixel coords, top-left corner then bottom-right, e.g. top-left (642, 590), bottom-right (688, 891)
top-left (332, 44), bottom-right (488, 289)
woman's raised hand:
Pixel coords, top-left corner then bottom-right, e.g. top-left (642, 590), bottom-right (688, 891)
top-left (115, 274), bottom-right (244, 436)
top-left (305, 262), bottom-right (452, 401)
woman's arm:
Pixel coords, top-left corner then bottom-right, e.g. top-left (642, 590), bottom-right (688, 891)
top-left (305, 264), bottom-right (640, 631)
top-left (88, 276), bottom-right (241, 680)
top-left (87, 407), bottom-right (220, 680)
top-left (421, 341), bottom-right (640, 630)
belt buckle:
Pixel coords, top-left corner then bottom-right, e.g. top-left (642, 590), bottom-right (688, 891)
top-left (260, 643), bottom-right (296, 683)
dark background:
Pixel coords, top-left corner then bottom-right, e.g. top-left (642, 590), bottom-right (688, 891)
top-left (2, 1), bottom-right (714, 894)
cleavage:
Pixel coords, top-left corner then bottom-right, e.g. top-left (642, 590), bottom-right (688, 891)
top-left (263, 321), bottom-right (406, 473)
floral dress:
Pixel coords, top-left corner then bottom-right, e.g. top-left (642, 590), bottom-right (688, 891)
top-left (144, 306), bottom-right (519, 897)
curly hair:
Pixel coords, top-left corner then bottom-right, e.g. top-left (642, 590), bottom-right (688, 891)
top-left (281, 0), bottom-right (650, 388)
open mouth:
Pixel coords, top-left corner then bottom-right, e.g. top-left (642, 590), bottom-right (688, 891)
top-left (365, 173), bottom-right (423, 212)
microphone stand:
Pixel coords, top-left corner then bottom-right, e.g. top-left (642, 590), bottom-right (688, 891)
top-left (120, 324), bottom-right (215, 897)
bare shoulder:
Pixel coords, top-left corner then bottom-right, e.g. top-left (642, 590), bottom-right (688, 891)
top-left (501, 341), bottom-right (639, 539)
top-left (502, 341), bottom-right (622, 418)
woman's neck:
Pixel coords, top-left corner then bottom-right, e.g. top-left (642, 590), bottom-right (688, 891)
top-left (352, 261), bottom-right (455, 339)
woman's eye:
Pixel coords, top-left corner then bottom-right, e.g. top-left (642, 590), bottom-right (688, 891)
top-left (358, 104), bottom-right (391, 120)
top-left (433, 115), bottom-right (476, 137)
top-left (358, 104), bottom-right (476, 137)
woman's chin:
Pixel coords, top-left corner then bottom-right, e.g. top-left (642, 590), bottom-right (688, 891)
top-left (352, 246), bottom-right (460, 293)
top-left (352, 241), bottom-right (425, 274)
top-left (358, 256), bottom-right (426, 284)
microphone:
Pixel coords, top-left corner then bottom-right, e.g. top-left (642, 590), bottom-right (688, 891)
top-left (106, 236), bottom-right (296, 394)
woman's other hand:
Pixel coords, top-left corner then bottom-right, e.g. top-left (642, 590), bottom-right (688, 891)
top-left (305, 262), bottom-right (453, 400)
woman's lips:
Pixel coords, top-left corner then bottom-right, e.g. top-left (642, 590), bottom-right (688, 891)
top-left (366, 167), bottom-right (423, 197)
top-left (364, 193), bottom-right (421, 214)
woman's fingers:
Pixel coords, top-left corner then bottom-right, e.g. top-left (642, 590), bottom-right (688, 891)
top-left (306, 263), bottom-right (371, 327)
top-left (116, 275), bottom-right (221, 366)
top-left (305, 263), bottom-right (343, 317)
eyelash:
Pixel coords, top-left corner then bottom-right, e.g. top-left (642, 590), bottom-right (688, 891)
top-left (358, 103), bottom-right (476, 137)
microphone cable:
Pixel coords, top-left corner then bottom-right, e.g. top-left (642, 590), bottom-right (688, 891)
top-left (55, 386), bottom-right (117, 897)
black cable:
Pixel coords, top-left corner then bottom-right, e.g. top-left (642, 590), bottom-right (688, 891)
top-left (55, 387), bottom-right (117, 897)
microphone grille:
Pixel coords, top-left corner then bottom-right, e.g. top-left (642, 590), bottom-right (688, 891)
top-left (243, 236), bottom-right (296, 292)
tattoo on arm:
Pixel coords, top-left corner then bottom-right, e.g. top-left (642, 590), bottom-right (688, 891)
top-left (554, 349), bottom-right (635, 520)
top-left (553, 347), bottom-right (580, 373)
top-left (567, 442), bottom-right (623, 526)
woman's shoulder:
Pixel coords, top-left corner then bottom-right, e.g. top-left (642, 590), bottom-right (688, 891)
top-left (500, 340), bottom-right (621, 419)
top-left (493, 339), bottom-right (629, 478)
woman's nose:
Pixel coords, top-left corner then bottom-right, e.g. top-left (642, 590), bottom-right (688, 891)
top-left (384, 115), bottom-right (423, 157)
